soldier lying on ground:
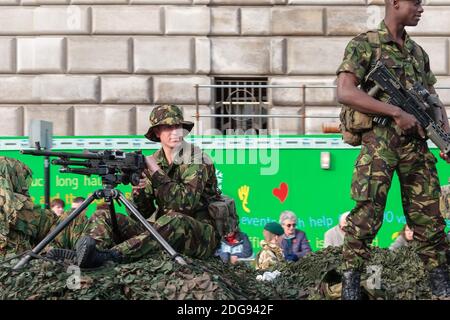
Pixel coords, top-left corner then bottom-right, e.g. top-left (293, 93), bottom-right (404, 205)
top-left (0, 156), bottom-right (57, 256)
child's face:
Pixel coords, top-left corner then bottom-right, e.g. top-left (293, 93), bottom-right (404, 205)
top-left (51, 205), bottom-right (64, 216)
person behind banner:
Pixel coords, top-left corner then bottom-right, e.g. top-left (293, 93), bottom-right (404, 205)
top-left (255, 222), bottom-right (284, 270)
top-left (0, 156), bottom-right (57, 255)
top-left (336, 0), bottom-right (450, 299)
top-left (324, 211), bottom-right (350, 248)
top-left (279, 211), bottom-right (311, 262)
top-left (215, 228), bottom-right (253, 264)
top-left (389, 224), bottom-right (414, 251)
top-left (439, 184), bottom-right (450, 220)
top-left (70, 104), bottom-right (223, 268)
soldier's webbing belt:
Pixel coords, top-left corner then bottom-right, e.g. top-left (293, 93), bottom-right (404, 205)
top-left (366, 30), bottom-right (390, 127)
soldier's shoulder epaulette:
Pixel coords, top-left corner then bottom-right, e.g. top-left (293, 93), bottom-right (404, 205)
top-left (352, 32), bottom-right (370, 43)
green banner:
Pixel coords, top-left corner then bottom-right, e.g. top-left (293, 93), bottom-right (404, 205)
top-left (1, 135), bottom-right (449, 253)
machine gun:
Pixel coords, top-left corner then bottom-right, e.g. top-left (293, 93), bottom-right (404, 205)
top-left (366, 61), bottom-right (450, 156)
top-left (13, 149), bottom-right (187, 270)
top-left (21, 149), bottom-right (146, 187)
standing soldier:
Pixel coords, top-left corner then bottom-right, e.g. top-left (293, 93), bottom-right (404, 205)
top-left (73, 104), bottom-right (222, 268)
top-left (337, 0), bottom-right (450, 299)
top-left (0, 157), bottom-right (57, 255)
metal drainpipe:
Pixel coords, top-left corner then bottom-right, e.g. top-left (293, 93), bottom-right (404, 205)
top-left (301, 84), bottom-right (306, 134)
top-left (195, 84), bottom-right (199, 135)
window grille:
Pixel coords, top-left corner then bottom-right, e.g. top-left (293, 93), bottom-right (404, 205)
top-left (214, 78), bottom-right (269, 134)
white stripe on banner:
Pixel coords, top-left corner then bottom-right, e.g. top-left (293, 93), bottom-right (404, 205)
top-left (0, 137), bottom-right (439, 151)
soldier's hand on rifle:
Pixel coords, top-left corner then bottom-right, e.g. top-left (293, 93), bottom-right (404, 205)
top-left (145, 155), bottom-right (160, 174)
top-left (416, 125), bottom-right (426, 139)
top-left (440, 109), bottom-right (450, 134)
top-left (132, 174), bottom-right (147, 196)
top-left (393, 109), bottom-right (425, 138)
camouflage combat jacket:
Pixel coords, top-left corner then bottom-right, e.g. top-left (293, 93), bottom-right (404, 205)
top-left (0, 157), bottom-right (56, 253)
top-left (255, 240), bottom-right (285, 271)
top-left (132, 141), bottom-right (221, 224)
top-left (337, 20), bottom-right (436, 105)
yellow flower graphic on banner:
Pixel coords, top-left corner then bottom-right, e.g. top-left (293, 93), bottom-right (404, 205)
top-left (238, 185), bottom-right (251, 213)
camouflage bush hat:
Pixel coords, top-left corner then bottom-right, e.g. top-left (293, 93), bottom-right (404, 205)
top-left (0, 156), bottom-right (32, 195)
top-left (0, 157), bottom-right (34, 237)
top-left (145, 105), bottom-right (194, 142)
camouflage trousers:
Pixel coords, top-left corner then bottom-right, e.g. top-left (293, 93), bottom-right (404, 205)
top-left (343, 124), bottom-right (449, 271)
top-left (0, 232), bottom-right (32, 256)
top-left (0, 208), bottom-right (56, 256)
top-left (53, 211), bottom-right (88, 250)
top-left (82, 209), bottom-right (220, 261)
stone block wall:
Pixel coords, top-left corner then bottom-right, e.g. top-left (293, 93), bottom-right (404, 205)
top-left (0, 0), bottom-right (449, 136)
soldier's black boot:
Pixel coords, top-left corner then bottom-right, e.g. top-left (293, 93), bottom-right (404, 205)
top-left (429, 266), bottom-right (450, 297)
top-left (46, 248), bottom-right (77, 264)
top-left (341, 270), bottom-right (362, 300)
top-left (76, 236), bottom-right (123, 268)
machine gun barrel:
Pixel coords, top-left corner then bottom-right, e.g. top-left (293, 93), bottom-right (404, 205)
top-left (60, 167), bottom-right (109, 175)
top-left (21, 149), bottom-right (103, 160)
top-left (52, 159), bottom-right (92, 167)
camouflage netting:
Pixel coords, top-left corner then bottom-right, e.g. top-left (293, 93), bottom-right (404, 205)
top-left (0, 246), bottom-right (438, 300)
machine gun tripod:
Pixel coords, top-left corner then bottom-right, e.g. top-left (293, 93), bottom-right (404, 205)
top-left (13, 149), bottom-right (187, 270)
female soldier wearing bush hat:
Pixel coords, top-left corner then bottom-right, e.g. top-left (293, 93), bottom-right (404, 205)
top-left (75, 105), bottom-right (224, 268)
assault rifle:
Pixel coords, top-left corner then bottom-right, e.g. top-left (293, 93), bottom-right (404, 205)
top-left (13, 149), bottom-right (187, 269)
top-left (366, 61), bottom-right (450, 156)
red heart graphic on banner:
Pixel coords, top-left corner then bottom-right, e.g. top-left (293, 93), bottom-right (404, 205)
top-left (273, 182), bottom-right (288, 203)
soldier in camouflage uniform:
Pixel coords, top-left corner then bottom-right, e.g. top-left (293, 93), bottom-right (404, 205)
top-left (0, 156), bottom-right (57, 256)
top-left (52, 208), bottom-right (88, 250)
top-left (255, 222), bottom-right (285, 270)
top-left (337, 0), bottom-right (450, 299)
top-left (74, 105), bottom-right (222, 268)
top-left (45, 208), bottom-right (88, 262)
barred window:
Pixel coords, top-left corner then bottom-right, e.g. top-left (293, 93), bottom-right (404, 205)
top-left (214, 78), bottom-right (269, 134)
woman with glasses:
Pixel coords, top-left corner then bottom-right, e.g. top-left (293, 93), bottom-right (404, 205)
top-left (279, 211), bottom-right (311, 262)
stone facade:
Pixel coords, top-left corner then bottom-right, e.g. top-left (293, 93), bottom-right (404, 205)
top-left (0, 1), bottom-right (449, 135)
